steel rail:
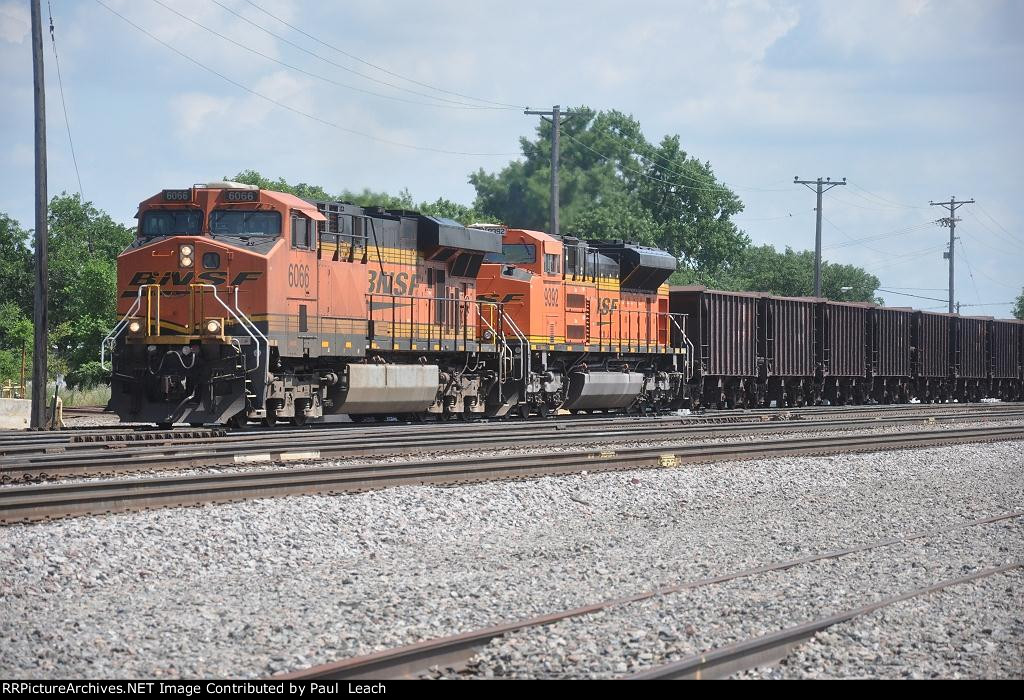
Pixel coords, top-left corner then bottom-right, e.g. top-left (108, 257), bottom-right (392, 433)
top-left (275, 512), bottom-right (1022, 680)
top-left (5, 400), bottom-right (1020, 444)
top-left (8, 405), bottom-right (1024, 480)
top-left (1, 425), bottom-right (1021, 524)
top-left (4, 409), bottom-right (1024, 481)
top-left (627, 562), bottom-right (1022, 679)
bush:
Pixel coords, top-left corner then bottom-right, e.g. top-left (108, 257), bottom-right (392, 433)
top-left (65, 361), bottom-right (109, 390)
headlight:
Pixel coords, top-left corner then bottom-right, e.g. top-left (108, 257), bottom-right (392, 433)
top-left (203, 318), bottom-right (223, 336)
top-left (179, 245), bottom-right (193, 257)
top-left (181, 345), bottom-right (192, 355)
top-left (180, 256), bottom-right (193, 267)
top-left (128, 320), bottom-right (142, 334)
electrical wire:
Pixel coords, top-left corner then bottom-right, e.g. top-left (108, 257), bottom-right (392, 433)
top-left (877, 289), bottom-right (950, 303)
top-left (975, 202), bottom-right (1023, 244)
top-left (242, 0), bottom-right (525, 110)
top-left (822, 220), bottom-right (936, 251)
top-left (202, 0), bottom-right (513, 110)
top-left (956, 238), bottom-right (982, 304)
top-left (847, 182), bottom-right (929, 210)
top-left (48, 1), bottom-right (84, 202)
top-left (93, 0), bottom-right (518, 157)
top-left (150, 0), bottom-right (500, 111)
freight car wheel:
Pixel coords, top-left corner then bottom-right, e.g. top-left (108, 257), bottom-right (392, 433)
top-left (291, 399), bottom-right (310, 427)
top-left (227, 412), bottom-right (251, 431)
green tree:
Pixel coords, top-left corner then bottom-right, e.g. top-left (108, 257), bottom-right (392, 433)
top-left (711, 245), bottom-right (880, 301)
top-left (45, 194), bottom-right (134, 382)
top-left (1013, 288), bottom-right (1024, 320)
top-left (0, 213), bottom-right (33, 316)
top-left (470, 107), bottom-right (748, 277)
top-left (0, 302), bottom-right (32, 387)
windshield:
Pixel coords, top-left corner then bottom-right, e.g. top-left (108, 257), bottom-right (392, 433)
top-left (484, 243), bottom-right (536, 264)
top-left (209, 210), bottom-right (281, 237)
top-left (140, 209), bottom-right (203, 238)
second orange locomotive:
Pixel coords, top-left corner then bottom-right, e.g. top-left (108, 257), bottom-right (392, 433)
top-left (105, 182), bottom-right (689, 426)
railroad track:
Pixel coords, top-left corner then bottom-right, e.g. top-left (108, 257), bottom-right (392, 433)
top-left (4, 405), bottom-right (1019, 480)
top-left (275, 511), bottom-right (1022, 680)
top-left (3, 405), bottom-right (1024, 481)
top-left (1, 424), bottom-right (1020, 524)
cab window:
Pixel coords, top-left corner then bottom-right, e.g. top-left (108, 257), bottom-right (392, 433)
top-left (140, 209), bottom-right (202, 238)
top-left (544, 253), bottom-right (560, 275)
top-left (291, 212), bottom-right (312, 249)
top-left (209, 210), bottom-right (281, 237)
top-left (483, 243), bottom-right (536, 264)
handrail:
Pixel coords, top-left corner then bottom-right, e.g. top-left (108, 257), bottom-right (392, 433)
top-left (189, 284), bottom-right (268, 385)
top-left (501, 310), bottom-right (531, 387)
top-left (474, 302), bottom-right (506, 399)
top-left (669, 312), bottom-right (693, 380)
top-left (100, 284), bottom-right (156, 370)
top-left (234, 286), bottom-right (271, 382)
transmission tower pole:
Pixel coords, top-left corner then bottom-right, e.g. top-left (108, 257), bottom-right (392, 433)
top-left (929, 197), bottom-right (974, 314)
top-left (525, 105), bottom-right (583, 238)
top-left (794, 176), bottom-right (846, 297)
top-left (30, 0), bottom-right (49, 430)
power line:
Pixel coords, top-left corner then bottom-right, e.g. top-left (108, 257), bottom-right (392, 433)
top-left (241, 0), bottom-right (525, 110)
top-left (47, 1), bottom-right (83, 203)
top-left (846, 182), bottom-right (928, 210)
top-left (974, 202), bottom-right (1023, 244)
top-left (823, 220), bottom-right (936, 251)
top-left (963, 209), bottom-right (1024, 253)
top-left (93, 0), bottom-right (517, 157)
top-left (150, 0), bottom-right (498, 111)
top-left (880, 286), bottom-right (949, 291)
top-left (821, 213), bottom-right (890, 255)
top-left (957, 238), bottom-right (982, 304)
top-left (877, 288), bottom-right (950, 303)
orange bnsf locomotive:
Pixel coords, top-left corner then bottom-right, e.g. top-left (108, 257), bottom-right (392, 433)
top-left (104, 182), bottom-right (689, 426)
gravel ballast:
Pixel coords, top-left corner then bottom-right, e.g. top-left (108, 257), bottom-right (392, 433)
top-left (0, 440), bottom-right (1021, 678)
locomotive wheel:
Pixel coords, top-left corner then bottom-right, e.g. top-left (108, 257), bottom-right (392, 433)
top-left (291, 400), bottom-right (310, 427)
top-left (227, 412), bottom-right (250, 430)
top-left (262, 404), bottom-right (278, 428)
top-left (517, 404), bottom-right (531, 420)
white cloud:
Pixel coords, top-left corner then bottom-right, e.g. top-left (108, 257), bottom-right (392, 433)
top-left (0, 1), bottom-right (29, 44)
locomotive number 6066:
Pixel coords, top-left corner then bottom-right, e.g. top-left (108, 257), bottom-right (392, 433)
top-left (288, 263), bottom-right (310, 289)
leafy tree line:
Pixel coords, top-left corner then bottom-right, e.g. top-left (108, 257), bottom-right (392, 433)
top-left (0, 197), bottom-right (134, 389)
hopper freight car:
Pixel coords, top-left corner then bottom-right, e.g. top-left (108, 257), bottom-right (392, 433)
top-left (867, 306), bottom-right (912, 403)
top-left (988, 319), bottom-right (1023, 400)
top-left (669, 287), bottom-right (759, 408)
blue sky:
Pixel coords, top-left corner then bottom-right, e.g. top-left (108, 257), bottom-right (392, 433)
top-left (2, 0), bottom-right (1022, 314)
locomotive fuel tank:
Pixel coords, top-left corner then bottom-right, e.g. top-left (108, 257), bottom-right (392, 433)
top-left (562, 371), bottom-right (646, 411)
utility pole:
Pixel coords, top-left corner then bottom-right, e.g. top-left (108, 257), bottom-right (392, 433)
top-left (929, 196), bottom-right (974, 314)
top-left (524, 105), bottom-right (583, 238)
top-left (30, 0), bottom-right (49, 430)
top-left (794, 176), bottom-right (846, 297)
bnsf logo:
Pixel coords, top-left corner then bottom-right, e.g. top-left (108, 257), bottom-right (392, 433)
top-left (123, 271), bottom-right (262, 296)
top-left (367, 270), bottom-right (419, 296)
